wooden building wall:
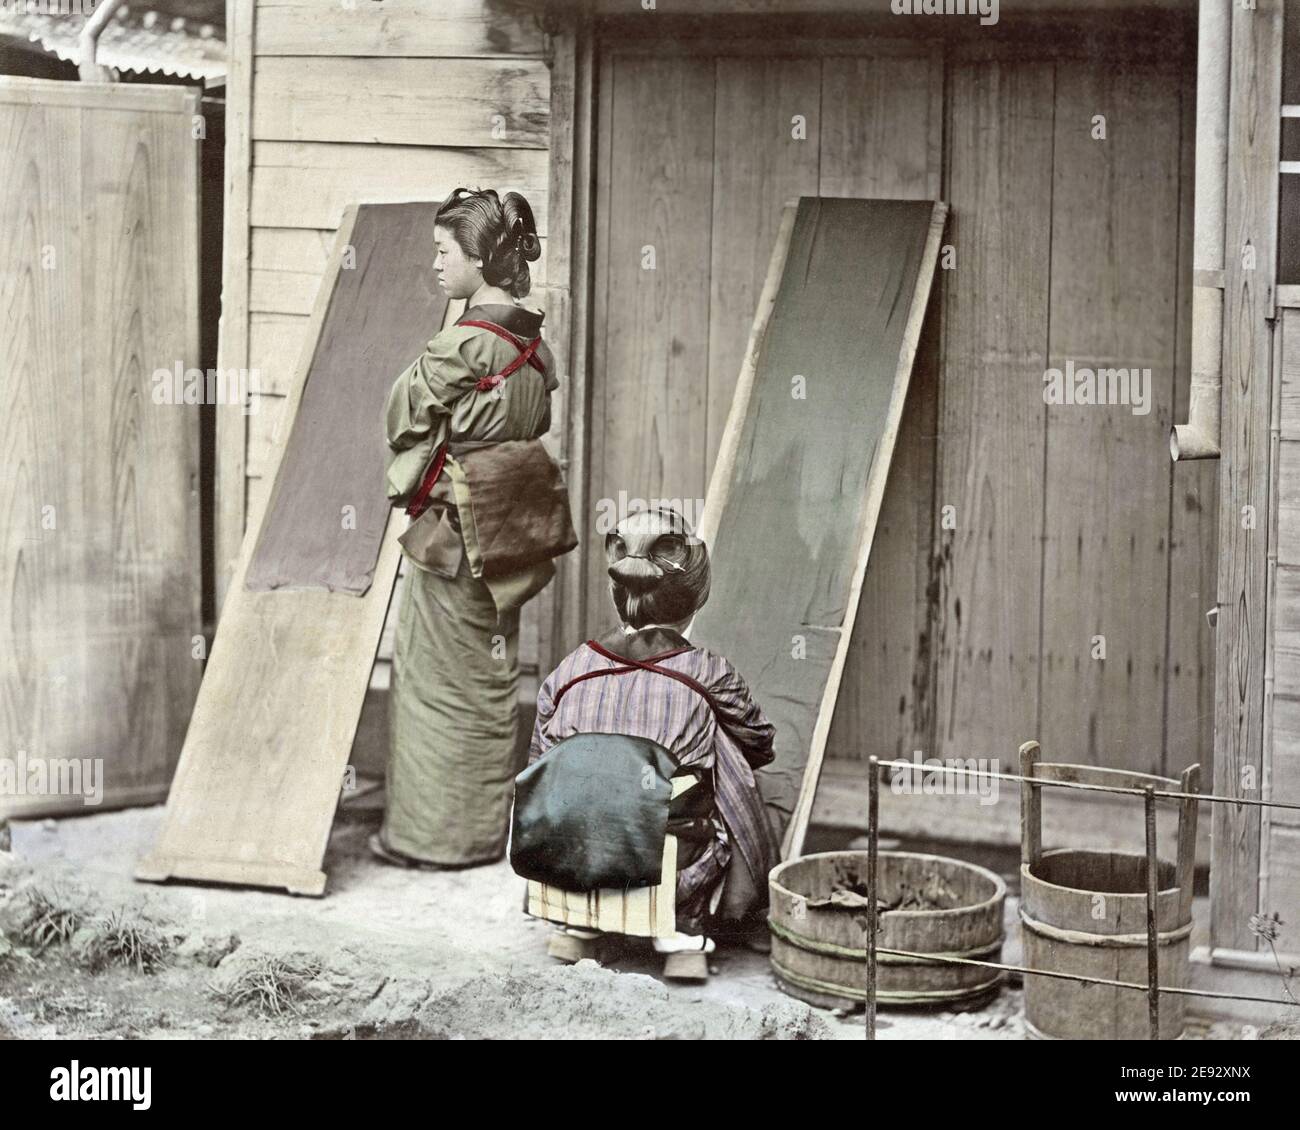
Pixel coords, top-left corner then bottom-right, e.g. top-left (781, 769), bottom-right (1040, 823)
top-left (583, 23), bottom-right (1214, 781)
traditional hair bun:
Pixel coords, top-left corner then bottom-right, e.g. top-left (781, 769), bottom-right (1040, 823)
top-left (435, 187), bottom-right (540, 298)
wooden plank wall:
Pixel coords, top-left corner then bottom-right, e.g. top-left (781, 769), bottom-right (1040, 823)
top-left (238, 0), bottom-right (552, 683)
top-left (1, 79), bottom-right (202, 815)
top-left (935, 48), bottom-right (1212, 781)
top-left (588, 33), bottom-right (1211, 782)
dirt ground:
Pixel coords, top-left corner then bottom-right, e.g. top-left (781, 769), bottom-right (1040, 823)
top-left (0, 803), bottom-right (1272, 1041)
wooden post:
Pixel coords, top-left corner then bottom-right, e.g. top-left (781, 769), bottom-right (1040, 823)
top-left (552, 13), bottom-right (597, 652)
top-left (1211, 0), bottom-right (1283, 953)
top-left (214, 0), bottom-right (255, 614)
top-left (1144, 785), bottom-right (1162, 1040)
top-left (1019, 741), bottom-right (1043, 871)
top-left (866, 756), bottom-right (879, 1041)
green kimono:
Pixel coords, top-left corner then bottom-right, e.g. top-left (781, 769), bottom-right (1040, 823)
top-left (382, 303), bottom-right (559, 866)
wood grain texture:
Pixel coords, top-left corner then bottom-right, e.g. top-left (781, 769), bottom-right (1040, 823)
top-left (586, 55), bottom-right (716, 634)
top-left (254, 0), bottom-right (545, 58)
top-left (818, 48), bottom-right (943, 765)
top-left (691, 197), bottom-right (945, 854)
top-left (137, 208), bottom-right (405, 894)
top-left (932, 61), bottom-right (1054, 763)
top-left (252, 57), bottom-right (549, 149)
top-left (250, 141), bottom-right (550, 231)
top-left (246, 203), bottom-right (447, 595)
top-left (707, 57), bottom-right (820, 482)
top-left (0, 79), bottom-right (201, 816)
top-left (1211, 0), bottom-right (1282, 953)
top-left (216, 0), bottom-right (255, 612)
top-left (1038, 63), bottom-right (1182, 774)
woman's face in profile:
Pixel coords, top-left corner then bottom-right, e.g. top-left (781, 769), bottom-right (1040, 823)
top-left (433, 225), bottom-right (482, 300)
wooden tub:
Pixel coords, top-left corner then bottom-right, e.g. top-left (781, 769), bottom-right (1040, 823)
top-left (1020, 848), bottom-right (1192, 1040)
top-left (768, 850), bottom-right (1006, 1009)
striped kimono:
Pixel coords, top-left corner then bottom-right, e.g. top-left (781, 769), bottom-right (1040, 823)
top-left (529, 626), bottom-right (779, 933)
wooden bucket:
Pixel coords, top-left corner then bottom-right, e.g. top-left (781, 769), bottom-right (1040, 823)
top-left (1021, 849), bottom-right (1193, 1040)
top-left (1018, 742), bottom-right (1200, 1041)
top-left (768, 850), bottom-right (1006, 1009)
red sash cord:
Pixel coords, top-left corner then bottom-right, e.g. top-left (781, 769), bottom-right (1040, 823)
top-left (553, 642), bottom-right (719, 717)
top-left (458, 320), bottom-right (545, 392)
top-left (404, 320), bottom-right (545, 518)
top-left (404, 442), bottom-right (447, 518)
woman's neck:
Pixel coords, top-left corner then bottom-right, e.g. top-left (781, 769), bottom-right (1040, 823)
top-left (468, 282), bottom-right (514, 307)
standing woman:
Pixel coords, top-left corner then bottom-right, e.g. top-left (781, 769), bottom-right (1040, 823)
top-left (374, 187), bottom-right (575, 869)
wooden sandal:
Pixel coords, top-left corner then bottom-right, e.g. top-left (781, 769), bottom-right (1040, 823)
top-left (661, 950), bottom-right (709, 982)
top-left (547, 930), bottom-right (601, 964)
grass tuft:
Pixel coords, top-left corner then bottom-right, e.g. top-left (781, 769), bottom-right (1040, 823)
top-left (86, 909), bottom-right (170, 974)
top-left (17, 887), bottom-right (83, 952)
top-left (210, 954), bottom-right (324, 1017)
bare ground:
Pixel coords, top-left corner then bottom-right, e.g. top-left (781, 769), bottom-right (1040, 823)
top-left (0, 804), bottom-right (1263, 1041)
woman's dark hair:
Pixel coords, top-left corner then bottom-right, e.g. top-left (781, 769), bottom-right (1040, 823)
top-left (435, 186), bottom-right (541, 298)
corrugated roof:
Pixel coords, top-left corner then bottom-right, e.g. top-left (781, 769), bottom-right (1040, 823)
top-left (0, 2), bottom-right (225, 81)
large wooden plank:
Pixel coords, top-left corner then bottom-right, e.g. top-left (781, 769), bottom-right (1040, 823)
top-left (1, 81), bottom-right (201, 816)
top-left (252, 57), bottom-right (549, 149)
top-left (818, 49), bottom-right (943, 765)
top-left (254, 0), bottom-right (545, 58)
top-left (692, 197), bottom-right (947, 858)
top-left (586, 55), bottom-right (716, 634)
top-left (1038, 63), bottom-right (1182, 773)
top-left (246, 204), bottom-right (446, 596)
top-left (250, 141), bottom-right (550, 231)
top-left (931, 61), bottom-right (1055, 763)
top-left (1212, 0), bottom-right (1282, 954)
top-left (136, 206), bottom-right (422, 894)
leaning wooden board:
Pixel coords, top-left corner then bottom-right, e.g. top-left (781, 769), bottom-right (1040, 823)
top-left (692, 197), bottom-right (947, 861)
top-left (137, 202), bottom-right (447, 895)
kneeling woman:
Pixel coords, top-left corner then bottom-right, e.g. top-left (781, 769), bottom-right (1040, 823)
top-left (526, 507), bottom-right (778, 973)
top-left (377, 187), bottom-right (574, 869)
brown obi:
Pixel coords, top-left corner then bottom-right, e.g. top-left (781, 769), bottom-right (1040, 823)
top-left (398, 438), bottom-right (576, 580)
top-left (454, 438), bottom-right (577, 578)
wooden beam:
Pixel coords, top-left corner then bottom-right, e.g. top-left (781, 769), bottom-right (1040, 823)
top-left (1211, 0), bottom-right (1283, 953)
top-left (254, 0), bottom-right (546, 58)
top-left (557, 19), bottom-right (598, 650)
top-left (215, 0), bottom-right (255, 613)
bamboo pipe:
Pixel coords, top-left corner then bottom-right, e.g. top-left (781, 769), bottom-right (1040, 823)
top-left (1171, 0), bottom-right (1231, 461)
top-left (77, 0), bottom-right (127, 83)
